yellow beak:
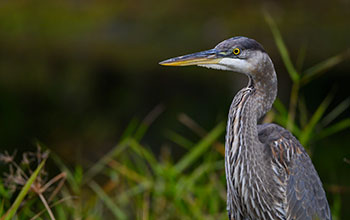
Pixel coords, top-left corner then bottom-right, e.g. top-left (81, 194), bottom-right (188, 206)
top-left (159, 49), bottom-right (222, 66)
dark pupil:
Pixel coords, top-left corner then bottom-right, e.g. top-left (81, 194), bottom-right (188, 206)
top-left (234, 49), bottom-right (239, 54)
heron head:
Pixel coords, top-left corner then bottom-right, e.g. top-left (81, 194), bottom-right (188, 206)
top-left (159, 36), bottom-right (268, 76)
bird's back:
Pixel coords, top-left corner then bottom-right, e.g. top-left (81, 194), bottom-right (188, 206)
top-left (257, 123), bottom-right (332, 220)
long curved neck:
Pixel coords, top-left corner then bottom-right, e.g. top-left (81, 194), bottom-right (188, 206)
top-left (247, 53), bottom-right (277, 119)
top-left (227, 53), bottom-right (277, 142)
top-left (228, 53), bottom-right (277, 149)
top-left (225, 52), bottom-right (277, 171)
top-left (226, 52), bottom-right (277, 156)
top-left (225, 52), bottom-right (278, 218)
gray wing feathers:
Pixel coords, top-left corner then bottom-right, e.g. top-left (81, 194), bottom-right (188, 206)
top-left (258, 123), bottom-right (331, 220)
top-left (286, 149), bottom-right (331, 220)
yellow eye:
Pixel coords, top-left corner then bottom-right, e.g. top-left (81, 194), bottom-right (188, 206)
top-left (233, 48), bottom-right (241, 55)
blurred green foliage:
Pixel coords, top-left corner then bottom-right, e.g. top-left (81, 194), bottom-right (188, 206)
top-left (0, 0), bottom-right (349, 219)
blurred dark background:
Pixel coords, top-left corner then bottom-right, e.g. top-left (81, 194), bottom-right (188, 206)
top-left (0, 0), bottom-right (349, 218)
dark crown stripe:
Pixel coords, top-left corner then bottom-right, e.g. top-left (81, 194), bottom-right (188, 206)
top-left (215, 36), bottom-right (266, 53)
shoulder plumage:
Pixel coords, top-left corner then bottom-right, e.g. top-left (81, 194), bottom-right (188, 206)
top-left (257, 123), bottom-right (332, 220)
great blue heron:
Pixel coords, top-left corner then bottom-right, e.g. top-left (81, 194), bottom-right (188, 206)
top-left (160, 36), bottom-right (331, 220)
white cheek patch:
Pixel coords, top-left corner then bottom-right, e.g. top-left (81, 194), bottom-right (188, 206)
top-left (218, 58), bottom-right (252, 74)
top-left (198, 63), bottom-right (233, 71)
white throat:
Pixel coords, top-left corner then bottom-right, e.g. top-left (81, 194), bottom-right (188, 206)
top-left (198, 58), bottom-right (252, 75)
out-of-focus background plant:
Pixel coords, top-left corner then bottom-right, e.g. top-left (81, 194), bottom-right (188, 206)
top-left (0, 0), bottom-right (349, 219)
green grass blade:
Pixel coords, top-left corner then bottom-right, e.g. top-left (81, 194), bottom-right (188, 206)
top-left (2, 159), bottom-right (46, 220)
top-left (179, 160), bottom-right (222, 193)
top-left (0, 200), bottom-right (4, 217)
top-left (83, 138), bottom-right (129, 183)
top-left (108, 159), bottom-right (149, 183)
top-left (299, 93), bottom-right (333, 146)
top-left (50, 152), bottom-right (81, 193)
top-left (298, 96), bottom-right (309, 128)
top-left (174, 122), bottom-right (225, 175)
top-left (321, 97), bottom-right (350, 127)
top-left (296, 42), bottom-right (308, 72)
top-left (286, 82), bottom-right (300, 131)
top-left (133, 123), bottom-right (149, 141)
top-left (273, 98), bottom-right (288, 118)
top-left (315, 118), bottom-right (350, 140)
top-left (128, 139), bottom-right (159, 173)
top-left (272, 112), bottom-right (301, 137)
top-left (120, 118), bottom-right (139, 141)
top-left (134, 105), bottom-right (165, 141)
top-left (117, 182), bottom-right (152, 203)
top-left (331, 193), bottom-right (342, 220)
top-left (301, 51), bottom-right (349, 85)
top-left (89, 181), bottom-right (127, 220)
top-left (264, 12), bottom-right (299, 82)
top-left (164, 130), bottom-right (194, 149)
top-left (0, 180), bottom-right (10, 201)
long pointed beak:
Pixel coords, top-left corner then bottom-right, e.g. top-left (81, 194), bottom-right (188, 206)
top-left (159, 49), bottom-right (222, 66)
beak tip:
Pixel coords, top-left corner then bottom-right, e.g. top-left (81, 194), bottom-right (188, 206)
top-left (159, 49), bottom-right (221, 67)
top-left (159, 59), bottom-right (176, 66)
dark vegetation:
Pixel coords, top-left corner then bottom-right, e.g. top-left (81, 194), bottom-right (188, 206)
top-left (0, 1), bottom-right (349, 219)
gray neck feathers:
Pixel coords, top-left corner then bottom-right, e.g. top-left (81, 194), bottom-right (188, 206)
top-left (227, 52), bottom-right (277, 151)
top-left (225, 52), bottom-right (279, 219)
top-left (248, 52), bottom-right (277, 119)
top-left (227, 52), bottom-right (277, 148)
